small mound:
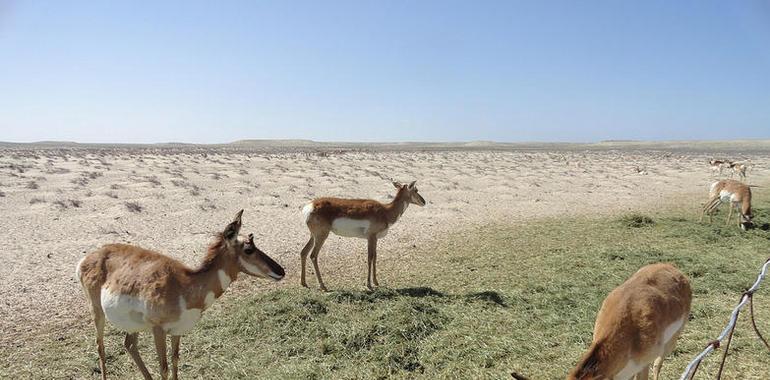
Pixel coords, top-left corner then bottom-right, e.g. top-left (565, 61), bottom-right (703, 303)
top-left (619, 213), bottom-right (655, 228)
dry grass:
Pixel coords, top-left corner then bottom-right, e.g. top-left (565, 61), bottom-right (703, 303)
top-left (4, 201), bottom-right (770, 379)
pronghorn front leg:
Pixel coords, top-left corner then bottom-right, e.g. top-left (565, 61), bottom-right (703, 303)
top-left (299, 237), bottom-right (314, 288)
top-left (153, 326), bottom-right (169, 380)
top-left (726, 203), bottom-right (735, 225)
top-left (367, 236), bottom-right (378, 290)
top-left (170, 336), bottom-right (180, 380)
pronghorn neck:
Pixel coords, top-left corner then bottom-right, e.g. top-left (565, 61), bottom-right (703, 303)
top-left (186, 235), bottom-right (240, 308)
top-left (385, 187), bottom-right (410, 225)
top-left (571, 340), bottom-right (611, 379)
top-left (742, 194), bottom-right (752, 216)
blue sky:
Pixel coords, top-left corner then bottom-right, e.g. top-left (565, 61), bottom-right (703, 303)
top-left (1, 1), bottom-right (769, 143)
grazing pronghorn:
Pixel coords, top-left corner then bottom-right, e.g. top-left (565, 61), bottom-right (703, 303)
top-left (700, 179), bottom-right (754, 230)
top-left (708, 159), bottom-right (730, 176)
top-left (300, 180), bottom-right (426, 291)
top-left (568, 263), bottom-right (692, 380)
top-left (76, 210), bottom-right (284, 380)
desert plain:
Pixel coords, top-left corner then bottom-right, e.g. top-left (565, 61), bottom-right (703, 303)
top-left (1, 140), bottom-right (769, 379)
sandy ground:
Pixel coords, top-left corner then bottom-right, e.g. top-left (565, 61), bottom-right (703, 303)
top-left (0, 145), bottom-right (766, 351)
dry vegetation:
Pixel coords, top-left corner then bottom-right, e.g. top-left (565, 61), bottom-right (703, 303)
top-left (0, 143), bottom-right (768, 379)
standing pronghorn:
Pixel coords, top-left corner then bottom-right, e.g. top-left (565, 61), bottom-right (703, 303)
top-left (300, 180), bottom-right (426, 291)
top-left (76, 210), bottom-right (284, 380)
top-left (568, 263), bottom-right (692, 380)
top-left (700, 179), bottom-right (754, 230)
top-left (709, 159), bottom-right (730, 176)
top-left (730, 162), bottom-right (748, 181)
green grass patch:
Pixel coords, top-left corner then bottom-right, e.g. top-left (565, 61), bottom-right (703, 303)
top-left (5, 200), bottom-right (770, 379)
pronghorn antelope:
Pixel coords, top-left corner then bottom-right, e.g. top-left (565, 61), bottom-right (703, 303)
top-left (708, 159), bottom-right (730, 176)
top-left (76, 210), bottom-right (284, 380)
top-left (568, 263), bottom-right (692, 380)
top-left (730, 162), bottom-right (747, 181)
top-left (300, 180), bottom-right (426, 291)
top-left (700, 179), bottom-right (753, 230)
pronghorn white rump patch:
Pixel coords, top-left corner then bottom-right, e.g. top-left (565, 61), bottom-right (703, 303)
top-left (302, 203), bottom-right (314, 223)
top-left (101, 288), bottom-right (152, 333)
top-left (75, 257), bottom-right (85, 282)
top-left (163, 296), bottom-right (202, 335)
top-left (331, 218), bottom-right (371, 238)
top-left (218, 269), bottom-right (232, 291)
top-left (710, 181), bottom-right (719, 194)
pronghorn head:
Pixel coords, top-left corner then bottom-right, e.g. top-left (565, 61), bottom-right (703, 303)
top-left (740, 212), bottom-right (754, 231)
top-left (393, 180), bottom-right (426, 206)
top-left (222, 210), bottom-right (285, 281)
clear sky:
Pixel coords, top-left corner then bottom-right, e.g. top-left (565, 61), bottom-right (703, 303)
top-left (1, 1), bottom-right (769, 143)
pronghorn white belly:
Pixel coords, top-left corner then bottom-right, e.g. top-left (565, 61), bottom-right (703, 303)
top-left (302, 203), bottom-right (314, 223)
top-left (331, 218), bottom-right (372, 238)
top-left (718, 190), bottom-right (739, 204)
top-left (613, 317), bottom-right (686, 380)
top-left (101, 288), bottom-right (152, 333)
top-left (163, 296), bottom-right (202, 335)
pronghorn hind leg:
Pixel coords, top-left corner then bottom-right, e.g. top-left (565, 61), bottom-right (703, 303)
top-left (701, 197), bottom-right (720, 223)
top-left (310, 231), bottom-right (330, 291)
top-left (635, 366), bottom-right (650, 380)
top-left (88, 291), bottom-right (108, 380)
top-left (170, 335), bottom-right (180, 380)
top-left (299, 236), bottom-right (314, 288)
top-left (371, 237), bottom-right (379, 287)
top-left (152, 326), bottom-right (169, 380)
top-left (366, 236), bottom-right (378, 290)
top-left (124, 333), bottom-right (153, 380)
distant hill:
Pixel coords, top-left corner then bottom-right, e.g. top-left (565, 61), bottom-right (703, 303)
top-left (1, 139), bottom-right (769, 153)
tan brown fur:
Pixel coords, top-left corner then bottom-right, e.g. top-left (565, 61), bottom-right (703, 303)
top-left (300, 180), bottom-right (425, 291)
top-left (568, 263), bottom-right (692, 380)
top-left (77, 211), bottom-right (284, 380)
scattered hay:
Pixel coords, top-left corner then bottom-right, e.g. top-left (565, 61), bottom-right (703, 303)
top-left (619, 213), bottom-right (655, 228)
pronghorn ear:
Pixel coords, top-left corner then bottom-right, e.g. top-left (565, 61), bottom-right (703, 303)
top-left (224, 209), bottom-right (243, 240)
top-left (408, 181), bottom-right (416, 189)
top-left (392, 180), bottom-right (403, 189)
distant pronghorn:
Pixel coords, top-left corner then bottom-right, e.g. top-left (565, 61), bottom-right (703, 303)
top-left (76, 210), bottom-right (284, 380)
top-left (701, 179), bottom-right (754, 230)
top-left (568, 263), bottom-right (692, 380)
top-left (708, 159), bottom-right (731, 176)
top-left (300, 180), bottom-right (426, 291)
top-left (729, 162), bottom-right (748, 181)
